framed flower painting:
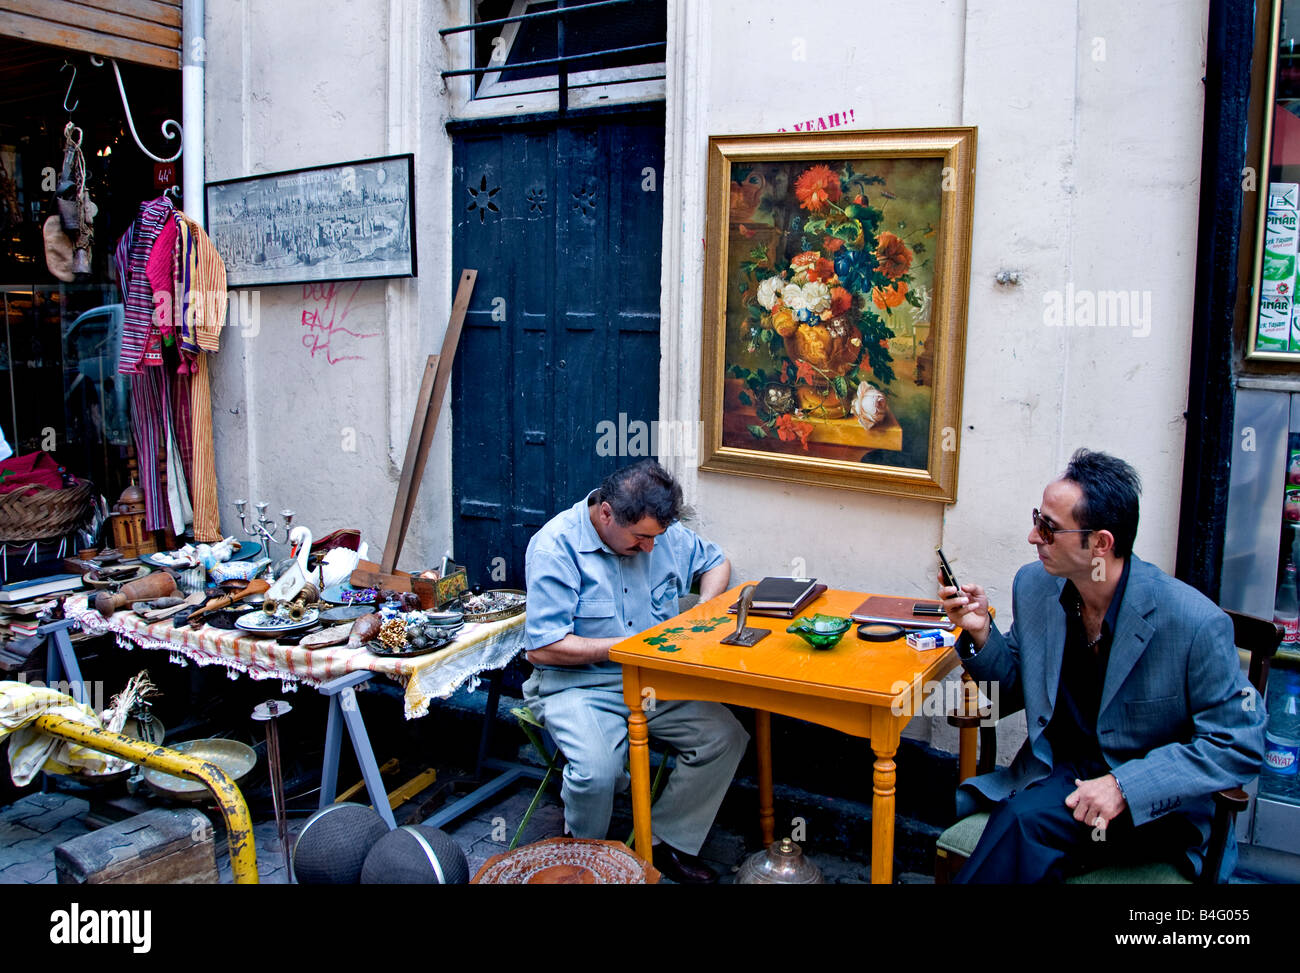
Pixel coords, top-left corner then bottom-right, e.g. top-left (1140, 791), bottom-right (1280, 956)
top-left (698, 128), bottom-right (976, 502)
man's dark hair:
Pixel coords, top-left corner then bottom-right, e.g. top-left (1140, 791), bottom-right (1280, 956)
top-left (1061, 448), bottom-right (1142, 558)
top-left (596, 459), bottom-right (683, 528)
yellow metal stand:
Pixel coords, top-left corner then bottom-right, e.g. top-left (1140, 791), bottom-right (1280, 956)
top-left (32, 714), bottom-right (260, 884)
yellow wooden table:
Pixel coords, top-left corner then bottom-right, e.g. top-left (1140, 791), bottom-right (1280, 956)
top-left (608, 584), bottom-right (963, 884)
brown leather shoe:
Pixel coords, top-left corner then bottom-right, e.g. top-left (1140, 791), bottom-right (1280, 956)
top-left (656, 844), bottom-right (718, 885)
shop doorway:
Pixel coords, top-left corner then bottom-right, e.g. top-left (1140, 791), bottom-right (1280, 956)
top-left (450, 106), bottom-right (666, 589)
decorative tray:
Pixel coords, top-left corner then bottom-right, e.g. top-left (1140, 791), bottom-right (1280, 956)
top-left (363, 634), bottom-right (455, 658)
top-left (454, 588), bottom-right (526, 622)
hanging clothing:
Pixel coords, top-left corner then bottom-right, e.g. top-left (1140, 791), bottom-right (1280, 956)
top-left (179, 213), bottom-right (224, 542)
top-left (180, 214), bottom-right (226, 351)
top-left (117, 197), bottom-right (173, 374)
top-left (189, 355), bottom-right (220, 542)
top-left (117, 198), bottom-right (226, 539)
top-left (128, 364), bottom-right (172, 532)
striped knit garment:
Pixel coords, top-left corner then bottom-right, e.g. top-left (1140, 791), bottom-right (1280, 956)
top-left (189, 355), bottom-right (220, 541)
top-left (118, 197), bottom-right (173, 374)
top-left (180, 214), bottom-right (225, 542)
top-left (117, 197), bottom-right (175, 530)
top-left (128, 364), bottom-right (172, 532)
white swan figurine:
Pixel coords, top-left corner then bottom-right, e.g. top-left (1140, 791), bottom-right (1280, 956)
top-left (286, 525), bottom-right (368, 591)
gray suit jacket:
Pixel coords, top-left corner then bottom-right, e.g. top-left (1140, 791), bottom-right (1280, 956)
top-left (962, 556), bottom-right (1267, 877)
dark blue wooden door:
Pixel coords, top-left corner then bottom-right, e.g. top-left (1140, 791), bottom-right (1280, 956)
top-left (451, 109), bottom-right (665, 590)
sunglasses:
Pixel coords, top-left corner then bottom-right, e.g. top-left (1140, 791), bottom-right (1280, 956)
top-left (1032, 508), bottom-right (1093, 545)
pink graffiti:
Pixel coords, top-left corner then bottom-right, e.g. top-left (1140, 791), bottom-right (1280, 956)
top-left (778, 108), bottom-right (856, 134)
top-left (299, 282), bottom-right (380, 364)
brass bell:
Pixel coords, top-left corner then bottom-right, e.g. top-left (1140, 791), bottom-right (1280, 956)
top-left (735, 837), bottom-right (824, 884)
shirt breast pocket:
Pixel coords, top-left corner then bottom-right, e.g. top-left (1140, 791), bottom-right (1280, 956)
top-left (573, 597), bottom-right (618, 638)
top-left (650, 579), bottom-right (679, 618)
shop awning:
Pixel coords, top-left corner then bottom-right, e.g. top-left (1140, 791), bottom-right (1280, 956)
top-left (0, 0), bottom-right (181, 71)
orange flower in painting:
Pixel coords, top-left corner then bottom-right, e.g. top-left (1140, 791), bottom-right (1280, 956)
top-left (874, 231), bottom-right (913, 279)
top-left (807, 257), bottom-right (836, 283)
top-left (872, 281), bottom-right (909, 310)
top-left (790, 251), bottom-right (821, 274)
top-left (794, 360), bottom-right (818, 385)
top-left (794, 165), bottom-right (842, 213)
top-left (823, 236), bottom-right (845, 252)
top-left (830, 286), bottom-right (853, 317)
top-left (775, 413), bottom-right (814, 449)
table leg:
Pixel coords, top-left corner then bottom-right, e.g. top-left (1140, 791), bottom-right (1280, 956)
top-left (316, 671), bottom-right (396, 830)
top-left (626, 670), bottom-right (654, 864)
top-left (957, 672), bottom-right (978, 781)
top-left (755, 709), bottom-right (774, 846)
top-left (41, 620), bottom-right (88, 705)
top-left (870, 709), bottom-right (901, 885)
top-left (474, 669), bottom-right (502, 780)
top-left (339, 687), bottom-right (398, 830)
top-left (320, 696), bottom-right (344, 809)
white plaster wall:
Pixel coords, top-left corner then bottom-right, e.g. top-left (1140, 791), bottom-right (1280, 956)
top-left (662, 0), bottom-right (1209, 753)
top-left (205, 0), bottom-right (456, 570)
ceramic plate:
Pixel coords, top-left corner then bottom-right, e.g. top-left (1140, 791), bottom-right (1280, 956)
top-left (318, 604), bottom-right (375, 624)
top-left (144, 540), bottom-right (263, 569)
top-left (234, 608), bottom-right (320, 634)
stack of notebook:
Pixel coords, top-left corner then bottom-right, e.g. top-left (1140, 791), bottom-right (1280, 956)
top-left (849, 595), bottom-right (955, 631)
top-left (0, 574), bottom-right (85, 669)
top-left (728, 577), bottom-right (826, 618)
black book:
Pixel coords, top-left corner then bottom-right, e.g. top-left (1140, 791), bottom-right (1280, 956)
top-left (749, 576), bottom-right (818, 610)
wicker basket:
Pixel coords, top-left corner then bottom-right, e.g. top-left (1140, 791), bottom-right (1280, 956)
top-left (0, 479), bottom-right (94, 543)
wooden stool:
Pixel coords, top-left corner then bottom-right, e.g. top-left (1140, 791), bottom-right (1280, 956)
top-left (472, 837), bottom-right (660, 884)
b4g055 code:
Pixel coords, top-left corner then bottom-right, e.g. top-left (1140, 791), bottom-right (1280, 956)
top-left (1200, 909), bottom-right (1249, 921)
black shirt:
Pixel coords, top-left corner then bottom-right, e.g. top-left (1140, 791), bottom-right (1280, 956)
top-left (1045, 557), bottom-right (1131, 777)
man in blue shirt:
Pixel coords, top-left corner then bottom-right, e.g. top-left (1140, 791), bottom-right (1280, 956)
top-left (523, 459), bottom-right (749, 883)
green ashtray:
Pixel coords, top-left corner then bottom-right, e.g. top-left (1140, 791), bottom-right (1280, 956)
top-left (787, 613), bottom-right (852, 649)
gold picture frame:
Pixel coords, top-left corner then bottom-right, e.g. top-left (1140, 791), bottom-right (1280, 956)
top-left (699, 128), bottom-right (976, 502)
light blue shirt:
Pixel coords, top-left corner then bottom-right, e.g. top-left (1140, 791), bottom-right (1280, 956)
top-left (524, 492), bottom-right (726, 674)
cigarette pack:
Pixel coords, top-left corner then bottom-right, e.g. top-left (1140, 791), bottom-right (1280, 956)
top-left (906, 629), bottom-right (957, 651)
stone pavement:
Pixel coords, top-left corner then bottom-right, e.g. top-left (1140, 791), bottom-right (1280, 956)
top-left (0, 791), bottom-right (311, 885)
top-left (0, 782), bottom-right (893, 884)
top-left (440, 784), bottom-right (895, 883)
top-left (3, 780), bottom-right (1297, 885)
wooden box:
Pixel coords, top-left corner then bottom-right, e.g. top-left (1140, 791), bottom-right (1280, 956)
top-left (55, 808), bottom-right (218, 885)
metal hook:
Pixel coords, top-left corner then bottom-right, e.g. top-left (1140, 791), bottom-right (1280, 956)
top-left (61, 61), bottom-right (78, 113)
top-left (90, 55), bottom-right (182, 164)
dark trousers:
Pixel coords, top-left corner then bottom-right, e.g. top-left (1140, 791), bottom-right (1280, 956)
top-left (953, 762), bottom-right (1200, 884)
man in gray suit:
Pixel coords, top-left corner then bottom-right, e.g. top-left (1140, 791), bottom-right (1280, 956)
top-left (940, 449), bottom-right (1266, 883)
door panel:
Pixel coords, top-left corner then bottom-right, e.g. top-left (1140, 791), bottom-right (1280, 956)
top-left (451, 110), bottom-right (665, 591)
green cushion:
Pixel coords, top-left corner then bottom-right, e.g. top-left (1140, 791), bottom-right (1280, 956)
top-left (936, 812), bottom-right (1193, 883)
top-left (936, 812), bottom-right (990, 855)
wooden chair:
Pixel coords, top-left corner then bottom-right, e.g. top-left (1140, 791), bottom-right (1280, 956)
top-left (933, 609), bottom-right (1280, 884)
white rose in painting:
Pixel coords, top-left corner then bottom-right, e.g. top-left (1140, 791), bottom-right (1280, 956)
top-left (757, 275), bottom-right (784, 310)
top-left (782, 283), bottom-right (807, 311)
top-left (851, 382), bottom-right (888, 430)
top-left (802, 281), bottom-right (831, 315)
